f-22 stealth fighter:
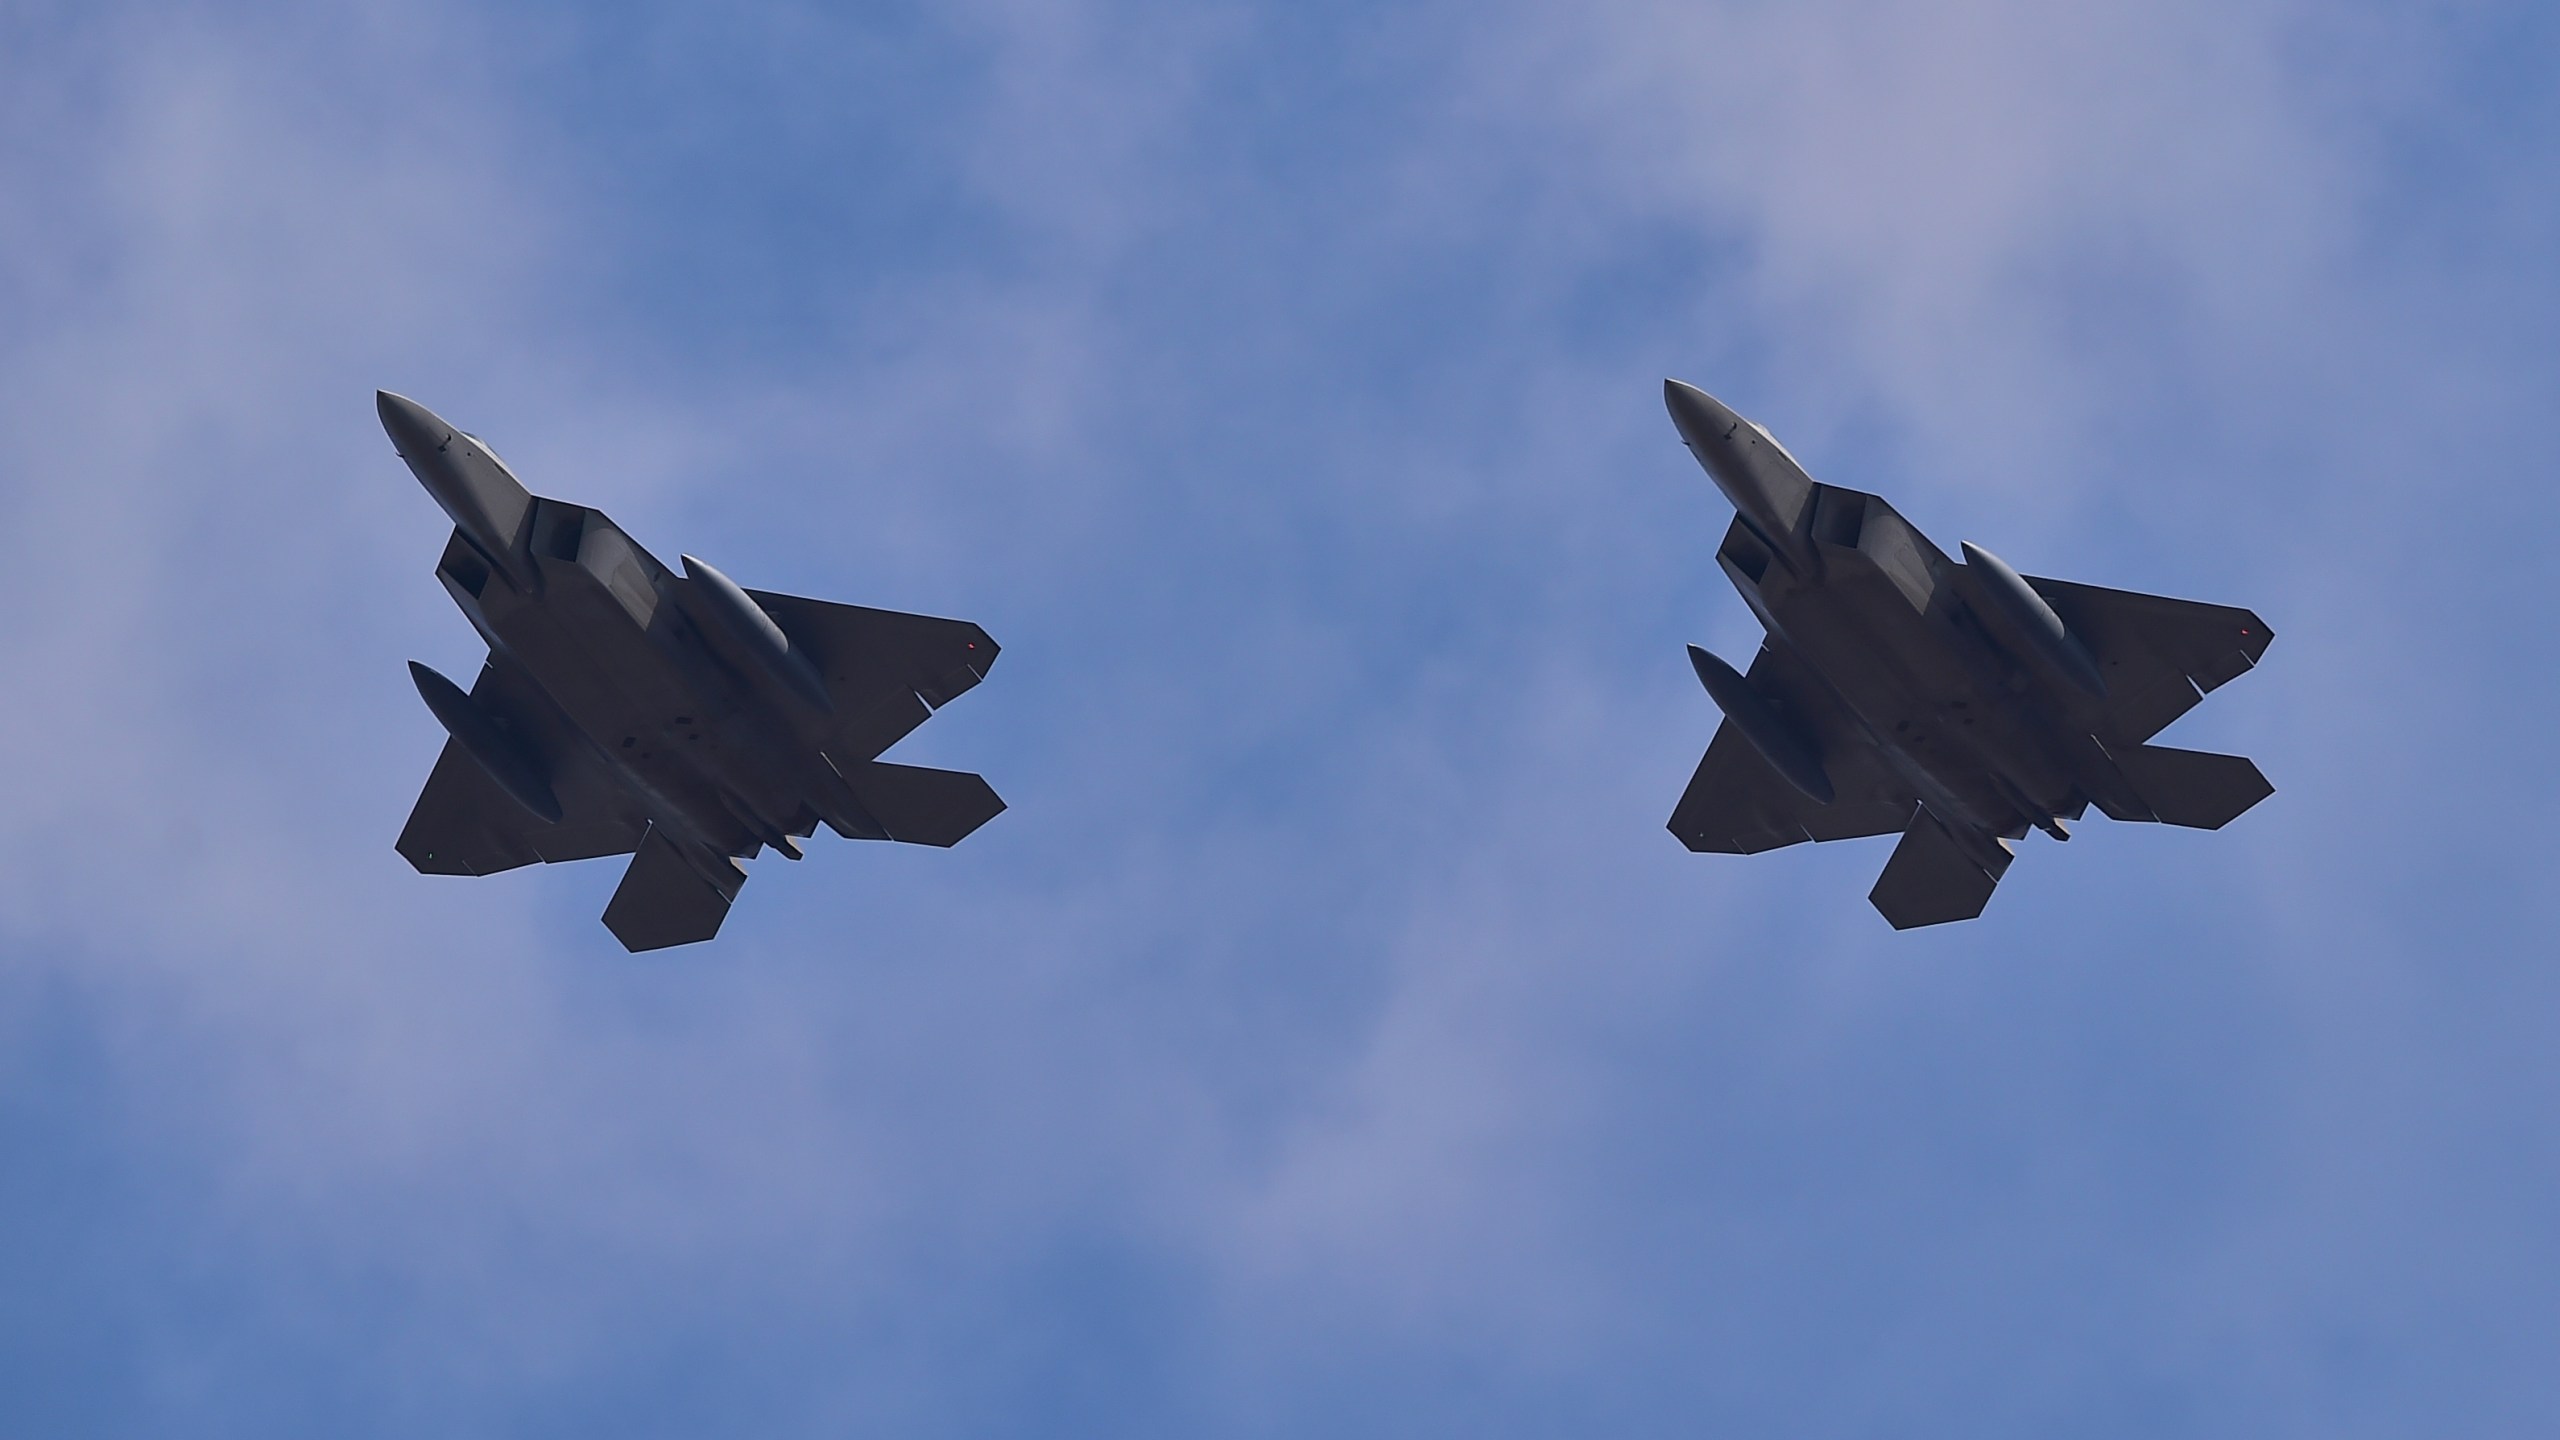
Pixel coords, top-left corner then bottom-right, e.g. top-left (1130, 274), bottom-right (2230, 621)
top-left (381, 392), bottom-right (1003, 951)
top-left (1662, 380), bottom-right (2272, 928)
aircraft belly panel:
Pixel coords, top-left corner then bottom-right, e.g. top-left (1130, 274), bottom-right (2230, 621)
top-left (1774, 558), bottom-right (2120, 838)
top-left (485, 575), bottom-right (761, 858)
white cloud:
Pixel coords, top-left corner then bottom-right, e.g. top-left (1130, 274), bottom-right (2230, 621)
top-left (4, 1), bottom-right (2556, 1432)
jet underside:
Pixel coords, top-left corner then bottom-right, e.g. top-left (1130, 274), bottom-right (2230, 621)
top-left (383, 392), bottom-right (1001, 952)
top-left (1664, 382), bottom-right (2271, 928)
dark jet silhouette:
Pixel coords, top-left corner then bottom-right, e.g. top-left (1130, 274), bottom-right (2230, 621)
top-left (381, 392), bottom-right (1002, 951)
top-left (1662, 380), bottom-right (2271, 928)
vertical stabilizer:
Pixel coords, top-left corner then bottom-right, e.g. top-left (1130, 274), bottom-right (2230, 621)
top-left (1870, 809), bottom-right (2013, 929)
top-left (602, 826), bottom-right (748, 952)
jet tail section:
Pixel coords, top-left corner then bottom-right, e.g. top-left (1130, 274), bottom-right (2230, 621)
top-left (603, 826), bottom-right (748, 952)
top-left (2101, 744), bottom-right (2273, 830)
top-left (832, 760), bottom-right (1006, 847)
top-left (1870, 809), bottom-right (2014, 930)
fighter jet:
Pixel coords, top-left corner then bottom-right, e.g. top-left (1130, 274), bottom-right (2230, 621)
top-left (1662, 380), bottom-right (2272, 928)
top-left (381, 391), bottom-right (1003, 951)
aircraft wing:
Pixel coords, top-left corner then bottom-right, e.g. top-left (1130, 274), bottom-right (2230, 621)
top-left (397, 655), bottom-right (650, 876)
top-left (2023, 577), bottom-right (2272, 743)
top-left (748, 590), bottom-right (1000, 760)
top-left (1669, 643), bottom-right (1916, 854)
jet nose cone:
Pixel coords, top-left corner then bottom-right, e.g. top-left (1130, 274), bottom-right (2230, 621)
top-left (1663, 378), bottom-right (1739, 449)
top-left (376, 390), bottom-right (450, 456)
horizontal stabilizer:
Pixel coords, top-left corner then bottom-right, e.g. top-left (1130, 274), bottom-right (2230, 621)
top-left (1869, 808), bottom-right (2013, 930)
top-left (602, 826), bottom-right (747, 952)
top-left (836, 761), bottom-right (1006, 847)
top-left (2105, 744), bottom-right (2273, 830)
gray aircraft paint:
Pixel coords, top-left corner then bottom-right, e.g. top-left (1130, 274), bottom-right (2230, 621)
top-left (1662, 379), bottom-right (2272, 929)
top-left (381, 391), bottom-right (1003, 952)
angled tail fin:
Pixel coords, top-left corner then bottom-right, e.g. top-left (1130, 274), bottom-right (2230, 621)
top-left (833, 760), bottom-right (1006, 847)
top-left (2101, 744), bottom-right (2273, 830)
top-left (602, 826), bottom-right (748, 952)
top-left (1870, 808), bottom-right (2014, 929)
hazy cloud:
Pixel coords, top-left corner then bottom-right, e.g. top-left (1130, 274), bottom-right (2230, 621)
top-left (2, 1), bottom-right (2555, 1435)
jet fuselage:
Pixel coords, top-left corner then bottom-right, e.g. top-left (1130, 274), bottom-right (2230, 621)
top-left (382, 390), bottom-right (1003, 950)
top-left (1712, 496), bottom-right (2133, 855)
top-left (1663, 378), bottom-right (2272, 926)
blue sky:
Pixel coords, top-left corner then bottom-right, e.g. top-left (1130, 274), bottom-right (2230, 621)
top-left (2, 1), bottom-right (2557, 1434)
